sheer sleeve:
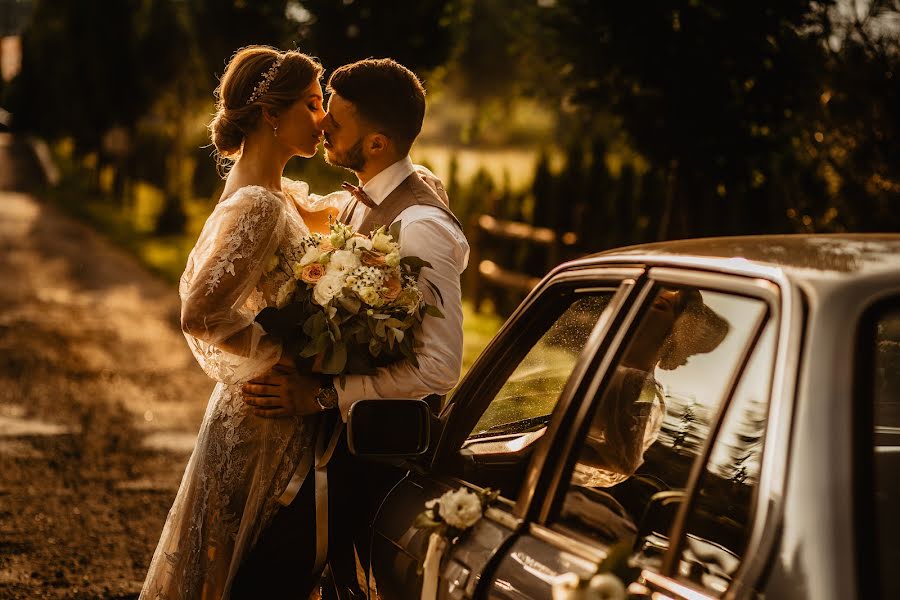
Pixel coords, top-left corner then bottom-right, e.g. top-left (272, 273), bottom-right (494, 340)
top-left (283, 176), bottom-right (351, 212)
top-left (179, 186), bottom-right (286, 384)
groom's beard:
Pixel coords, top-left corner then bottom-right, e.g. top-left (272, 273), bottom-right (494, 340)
top-left (325, 138), bottom-right (366, 172)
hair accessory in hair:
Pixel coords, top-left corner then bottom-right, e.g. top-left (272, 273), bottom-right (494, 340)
top-left (246, 55), bottom-right (284, 105)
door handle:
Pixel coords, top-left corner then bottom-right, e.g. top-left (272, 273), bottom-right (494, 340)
top-left (443, 559), bottom-right (471, 599)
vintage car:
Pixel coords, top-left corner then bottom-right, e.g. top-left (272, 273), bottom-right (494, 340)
top-left (347, 234), bottom-right (900, 600)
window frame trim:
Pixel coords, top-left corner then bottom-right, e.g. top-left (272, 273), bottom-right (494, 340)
top-left (432, 268), bottom-right (643, 507)
top-left (533, 268), bottom-right (784, 595)
top-left (852, 294), bottom-right (900, 600)
top-left (650, 269), bottom-right (782, 593)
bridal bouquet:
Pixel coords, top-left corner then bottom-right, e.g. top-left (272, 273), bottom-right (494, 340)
top-left (256, 220), bottom-right (443, 379)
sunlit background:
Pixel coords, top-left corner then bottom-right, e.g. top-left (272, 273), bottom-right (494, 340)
top-left (1, 0), bottom-right (898, 335)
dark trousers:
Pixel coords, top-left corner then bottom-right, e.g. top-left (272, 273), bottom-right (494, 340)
top-left (230, 467), bottom-right (319, 600)
top-left (232, 398), bottom-right (423, 599)
top-left (325, 393), bottom-right (441, 598)
top-left (323, 439), bottom-right (402, 599)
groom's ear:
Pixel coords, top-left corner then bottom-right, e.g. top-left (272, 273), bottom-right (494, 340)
top-left (367, 133), bottom-right (390, 156)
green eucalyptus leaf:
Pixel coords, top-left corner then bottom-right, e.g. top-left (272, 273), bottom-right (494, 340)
top-left (423, 278), bottom-right (444, 306)
top-left (338, 296), bottom-right (361, 315)
top-left (413, 512), bottom-right (441, 530)
top-left (299, 341), bottom-right (319, 358)
top-left (400, 256), bottom-right (432, 273)
top-left (388, 220), bottom-right (402, 243)
top-left (322, 341), bottom-right (348, 374)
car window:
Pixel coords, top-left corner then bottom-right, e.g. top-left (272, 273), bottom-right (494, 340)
top-left (872, 303), bottom-right (900, 600)
top-left (676, 321), bottom-right (776, 596)
top-left (554, 286), bottom-right (768, 576)
top-left (468, 292), bottom-right (615, 439)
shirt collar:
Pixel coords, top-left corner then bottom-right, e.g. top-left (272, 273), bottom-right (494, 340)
top-left (361, 156), bottom-right (415, 206)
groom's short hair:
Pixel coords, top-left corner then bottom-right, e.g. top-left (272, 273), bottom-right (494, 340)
top-left (327, 58), bottom-right (426, 156)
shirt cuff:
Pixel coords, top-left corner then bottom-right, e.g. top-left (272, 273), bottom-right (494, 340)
top-left (335, 373), bottom-right (368, 422)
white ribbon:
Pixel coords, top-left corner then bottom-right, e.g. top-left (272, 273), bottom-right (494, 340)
top-left (420, 532), bottom-right (448, 600)
top-left (276, 416), bottom-right (345, 576)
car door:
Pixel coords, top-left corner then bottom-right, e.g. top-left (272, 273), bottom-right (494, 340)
top-left (478, 269), bottom-right (783, 600)
top-left (369, 267), bottom-right (643, 600)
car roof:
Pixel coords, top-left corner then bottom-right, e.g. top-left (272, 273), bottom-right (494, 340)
top-left (579, 233), bottom-right (900, 286)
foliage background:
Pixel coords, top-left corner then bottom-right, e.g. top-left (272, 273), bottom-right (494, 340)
top-left (1, 0), bottom-right (898, 318)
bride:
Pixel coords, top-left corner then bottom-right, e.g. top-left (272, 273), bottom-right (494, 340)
top-left (140, 46), bottom-right (341, 600)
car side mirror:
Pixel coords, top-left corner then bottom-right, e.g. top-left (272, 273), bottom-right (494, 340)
top-left (346, 399), bottom-right (431, 458)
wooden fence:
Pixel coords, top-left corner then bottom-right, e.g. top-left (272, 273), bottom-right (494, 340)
top-left (467, 214), bottom-right (580, 314)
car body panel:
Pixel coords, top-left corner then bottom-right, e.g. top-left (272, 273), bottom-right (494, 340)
top-left (365, 234), bottom-right (900, 600)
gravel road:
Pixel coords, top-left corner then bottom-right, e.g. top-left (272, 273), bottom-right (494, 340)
top-left (0, 133), bottom-right (213, 599)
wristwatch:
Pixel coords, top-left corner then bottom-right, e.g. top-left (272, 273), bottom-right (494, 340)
top-left (314, 377), bottom-right (339, 411)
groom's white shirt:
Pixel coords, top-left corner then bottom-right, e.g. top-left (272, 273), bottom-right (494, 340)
top-left (335, 156), bottom-right (470, 420)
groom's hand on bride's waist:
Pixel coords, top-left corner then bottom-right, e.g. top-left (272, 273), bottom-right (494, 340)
top-left (241, 358), bottom-right (323, 418)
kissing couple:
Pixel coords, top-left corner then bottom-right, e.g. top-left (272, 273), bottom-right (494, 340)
top-left (140, 46), bottom-right (469, 600)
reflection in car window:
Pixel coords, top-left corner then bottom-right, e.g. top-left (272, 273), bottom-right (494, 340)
top-left (873, 304), bottom-right (900, 600)
top-left (470, 293), bottom-right (614, 438)
top-left (678, 322), bottom-right (776, 596)
top-left (556, 287), bottom-right (767, 577)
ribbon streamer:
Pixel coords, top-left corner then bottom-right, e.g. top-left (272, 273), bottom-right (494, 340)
top-left (420, 532), bottom-right (449, 600)
top-left (276, 416), bottom-right (345, 575)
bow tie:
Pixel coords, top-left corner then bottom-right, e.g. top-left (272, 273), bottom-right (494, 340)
top-left (341, 182), bottom-right (377, 209)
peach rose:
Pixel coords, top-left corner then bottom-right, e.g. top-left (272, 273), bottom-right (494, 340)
top-left (318, 239), bottom-right (335, 253)
top-left (361, 250), bottom-right (388, 267)
top-left (382, 276), bottom-right (402, 302)
top-left (300, 263), bottom-right (326, 284)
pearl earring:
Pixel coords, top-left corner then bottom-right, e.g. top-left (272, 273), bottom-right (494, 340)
top-left (273, 124), bottom-right (278, 137)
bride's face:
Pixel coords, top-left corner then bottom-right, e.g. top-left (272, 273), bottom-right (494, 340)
top-left (276, 80), bottom-right (325, 158)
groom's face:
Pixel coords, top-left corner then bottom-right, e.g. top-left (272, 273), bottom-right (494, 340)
top-left (322, 94), bottom-right (367, 172)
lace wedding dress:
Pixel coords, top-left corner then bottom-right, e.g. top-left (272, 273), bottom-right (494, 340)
top-left (141, 179), bottom-right (344, 600)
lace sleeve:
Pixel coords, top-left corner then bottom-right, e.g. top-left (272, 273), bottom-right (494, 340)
top-left (179, 186), bottom-right (286, 384)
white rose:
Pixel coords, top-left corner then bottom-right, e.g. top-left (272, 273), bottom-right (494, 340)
top-left (300, 246), bottom-right (323, 266)
top-left (437, 488), bottom-right (483, 530)
top-left (347, 236), bottom-right (373, 252)
top-left (330, 249), bottom-right (361, 273)
top-left (313, 273), bottom-right (344, 306)
top-left (587, 574), bottom-right (626, 600)
top-left (357, 286), bottom-right (383, 307)
top-left (371, 229), bottom-right (395, 253)
top-left (385, 250), bottom-right (401, 268)
top-left (551, 573), bottom-right (626, 600)
top-left (275, 278), bottom-right (297, 308)
top-left (329, 229), bottom-right (348, 249)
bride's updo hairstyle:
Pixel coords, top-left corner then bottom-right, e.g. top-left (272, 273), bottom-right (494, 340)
top-left (209, 46), bottom-right (323, 160)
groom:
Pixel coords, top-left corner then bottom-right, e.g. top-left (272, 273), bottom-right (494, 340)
top-left (234, 58), bottom-right (469, 598)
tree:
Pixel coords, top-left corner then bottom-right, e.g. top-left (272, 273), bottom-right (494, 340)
top-left (540, 0), bottom-right (832, 239)
top-left (292, 0), bottom-right (453, 72)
